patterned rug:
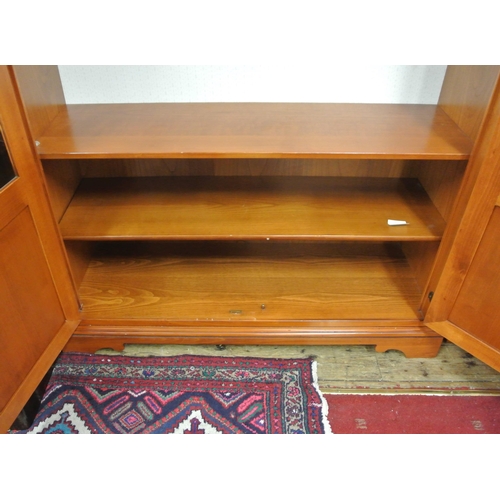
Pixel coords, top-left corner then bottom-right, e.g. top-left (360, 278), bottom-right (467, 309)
top-left (12, 353), bottom-right (331, 434)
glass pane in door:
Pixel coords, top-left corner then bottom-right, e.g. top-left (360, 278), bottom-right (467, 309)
top-left (0, 125), bottom-right (16, 189)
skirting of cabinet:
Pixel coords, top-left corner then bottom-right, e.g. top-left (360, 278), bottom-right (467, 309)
top-left (64, 322), bottom-right (443, 359)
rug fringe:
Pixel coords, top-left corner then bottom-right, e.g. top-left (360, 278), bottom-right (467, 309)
top-left (311, 360), bottom-right (333, 434)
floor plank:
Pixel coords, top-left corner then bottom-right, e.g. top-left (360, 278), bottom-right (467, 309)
top-left (96, 340), bottom-right (500, 394)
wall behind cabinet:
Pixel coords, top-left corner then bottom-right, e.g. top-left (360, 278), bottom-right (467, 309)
top-left (58, 65), bottom-right (447, 104)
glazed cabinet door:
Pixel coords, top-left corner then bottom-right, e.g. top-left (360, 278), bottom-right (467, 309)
top-left (425, 75), bottom-right (500, 372)
top-left (0, 66), bottom-right (79, 433)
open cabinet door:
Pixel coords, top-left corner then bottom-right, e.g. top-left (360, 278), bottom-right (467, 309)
top-left (425, 75), bottom-right (500, 372)
top-left (0, 66), bottom-right (79, 433)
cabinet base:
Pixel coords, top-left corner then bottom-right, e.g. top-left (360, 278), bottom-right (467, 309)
top-left (64, 323), bottom-right (443, 359)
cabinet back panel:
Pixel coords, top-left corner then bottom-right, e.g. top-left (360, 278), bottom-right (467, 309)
top-left (78, 158), bottom-right (415, 178)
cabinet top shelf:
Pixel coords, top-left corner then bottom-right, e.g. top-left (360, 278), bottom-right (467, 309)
top-left (36, 103), bottom-right (473, 160)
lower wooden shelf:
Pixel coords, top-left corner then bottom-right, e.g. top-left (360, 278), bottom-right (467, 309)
top-left (77, 241), bottom-right (423, 322)
top-left (66, 240), bottom-right (445, 358)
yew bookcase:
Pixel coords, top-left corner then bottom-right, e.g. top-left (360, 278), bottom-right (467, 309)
top-left (11, 65), bottom-right (500, 359)
top-left (3, 65), bottom-right (500, 432)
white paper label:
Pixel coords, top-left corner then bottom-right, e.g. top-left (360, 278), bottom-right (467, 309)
top-left (387, 219), bottom-right (409, 226)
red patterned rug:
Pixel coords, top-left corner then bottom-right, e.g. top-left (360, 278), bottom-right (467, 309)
top-left (12, 353), bottom-right (331, 434)
top-left (325, 393), bottom-right (500, 433)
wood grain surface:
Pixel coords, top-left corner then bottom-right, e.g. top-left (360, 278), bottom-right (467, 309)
top-left (36, 103), bottom-right (473, 160)
top-left (78, 241), bottom-right (422, 322)
top-left (59, 176), bottom-right (446, 241)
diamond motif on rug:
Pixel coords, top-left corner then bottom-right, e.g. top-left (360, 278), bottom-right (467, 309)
top-left (28, 400), bottom-right (93, 434)
top-left (12, 353), bottom-right (331, 434)
top-left (174, 410), bottom-right (223, 434)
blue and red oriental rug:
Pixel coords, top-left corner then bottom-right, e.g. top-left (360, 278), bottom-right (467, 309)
top-left (14, 353), bottom-right (331, 434)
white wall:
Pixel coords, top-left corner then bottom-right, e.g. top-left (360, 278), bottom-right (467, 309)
top-left (58, 65), bottom-right (447, 105)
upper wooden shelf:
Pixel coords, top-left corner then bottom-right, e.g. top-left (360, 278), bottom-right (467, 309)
top-left (36, 103), bottom-right (473, 160)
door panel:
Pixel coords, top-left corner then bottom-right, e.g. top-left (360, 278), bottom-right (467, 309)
top-left (448, 207), bottom-right (500, 351)
top-left (428, 203), bottom-right (500, 371)
top-left (0, 207), bottom-right (65, 410)
top-left (0, 66), bottom-right (79, 432)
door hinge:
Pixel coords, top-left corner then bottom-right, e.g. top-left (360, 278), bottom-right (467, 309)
top-left (428, 291), bottom-right (434, 302)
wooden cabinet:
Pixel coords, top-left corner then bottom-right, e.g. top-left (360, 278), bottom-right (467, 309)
top-left (1, 64), bottom-right (500, 432)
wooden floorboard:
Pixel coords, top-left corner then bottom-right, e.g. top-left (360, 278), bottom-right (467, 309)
top-left (95, 341), bottom-right (500, 394)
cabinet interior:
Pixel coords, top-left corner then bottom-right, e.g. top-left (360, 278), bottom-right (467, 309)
top-left (12, 64), bottom-right (499, 352)
top-left (42, 156), bottom-right (466, 325)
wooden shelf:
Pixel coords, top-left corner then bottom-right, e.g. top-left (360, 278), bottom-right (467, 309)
top-left (78, 241), bottom-right (423, 322)
top-left (36, 103), bottom-right (473, 160)
top-left (59, 176), bottom-right (446, 241)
